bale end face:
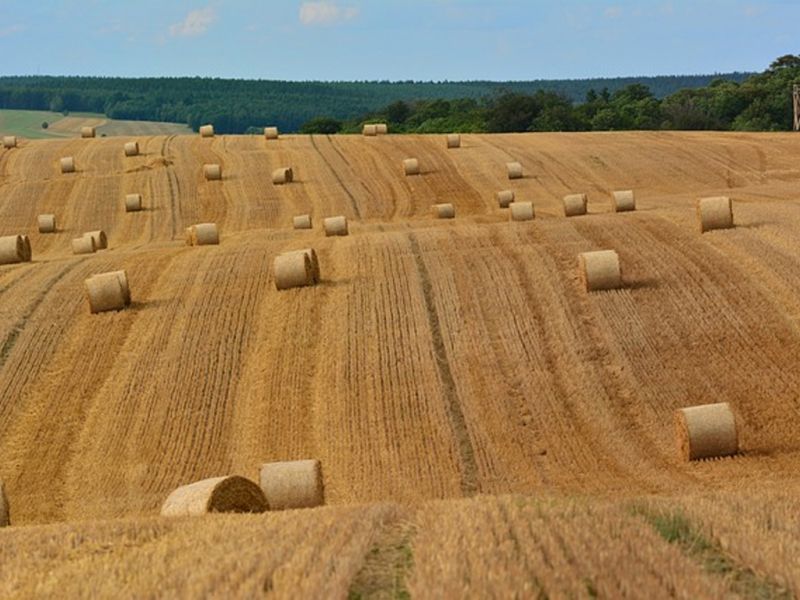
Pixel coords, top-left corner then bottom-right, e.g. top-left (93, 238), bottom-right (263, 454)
top-left (564, 193), bottom-right (588, 217)
top-left (612, 190), bottom-right (636, 212)
top-left (506, 162), bottom-right (523, 180)
top-left (161, 476), bottom-right (268, 517)
top-left (203, 164), bottom-right (222, 181)
top-left (293, 215), bottom-right (312, 230)
top-left (510, 201), bottom-right (534, 222)
top-left (0, 479), bottom-right (9, 527)
top-left (125, 194), bottom-right (143, 212)
top-left (697, 196), bottom-right (733, 233)
top-left (259, 460), bottom-right (324, 510)
top-left (675, 403), bottom-right (738, 461)
top-left (323, 216), bottom-right (348, 237)
top-left (433, 203), bottom-right (455, 219)
top-left (124, 142), bottom-right (140, 157)
top-left (272, 167), bottom-right (294, 185)
top-left (85, 230), bottom-right (108, 250)
top-left (38, 214), bottom-right (57, 233)
top-left (579, 250), bottom-right (622, 291)
top-left (274, 252), bottom-right (314, 290)
top-left (403, 158), bottom-right (420, 176)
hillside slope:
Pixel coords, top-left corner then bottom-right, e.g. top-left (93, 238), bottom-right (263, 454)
top-left (0, 131), bottom-right (799, 531)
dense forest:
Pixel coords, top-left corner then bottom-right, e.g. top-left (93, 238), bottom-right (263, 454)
top-left (0, 72), bottom-right (751, 134)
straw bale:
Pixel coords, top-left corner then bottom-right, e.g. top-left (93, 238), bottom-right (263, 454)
top-left (259, 460), bottom-right (324, 510)
top-left (188, 223), bottom-right (220, 246)
top-left (0, 479), bottom-right (8, 527)
top-left (564, 193), bottom-right (588, 217)
top-left (293, 214), bottom-right (312, 230)
top-left (0, 235), bottom-right (27, 265)
top-left (81, 126), bottom-right (96, 138)
top-left (203, 164), bottom-right (222, 181)
top-left (375, 123), bottom-right (388, 135)
top-left (2, 136), bottom-right (17, 149)
top-left (675, 402), bottom-right (738, 461)
top-left (496, 190), bottom-right (515, 208)
top-left (507, 162), bottom-right (523, 179)
top-left (698, 196), bottom-right (733, 233)
top-left (72, 236), bottom-right (96, 255)
top-left (432, 203), bottom-right (455, 219)
top-left (89, 270), bottom-right (131, 306)
top-left (264, 126), bottom-right (279, 140)
top-left (446, 134), bottom-right (461, 149)
top-left (85, 230), bottom-right (108, 250)
top-left (60, 157), bottom-right (75, 174)
top-left (579, 250), bottom-right (622, 291)
top-left (20, 235), bottom-right (31, 262)
top-left (274, 252), bottom-right (314, 290)
top-left (611, 190), bottom-right (636, 212)
top-left (272, 167), bottom-right (294, 185)
top-left (323, 216), bottom-right (348, 237)
top-left (38, 214), bottom-right (57, 233)
top-left (85, 273), bottom-right (127, 313)
top-left (509, 201), bottom-right (534, 221)
top-left (199, 124), bottom-right (215, 138)
top-left (362, 124), bottom-right (378, 136)
top-left (161, 476), bottom-right (268, 517)
top-left (125, 194), bottom-right (143, 212)
top-left (403, 158), bottom-right (420, 176)
top-left (123, 141), bottom-right (139, 157)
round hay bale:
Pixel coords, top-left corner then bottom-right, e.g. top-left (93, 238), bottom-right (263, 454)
top-left (282, 248), bottom-right (320, 283)
top-left (362, 124), bottom-right (377, 137)
top-left (264, 126), bottom-right (279, 140)
top-left (123, 141), bottom-right (140, 157)
top-left (323, 216), bottom-right (348, 237)
top-left (72, 236), bottom-right (96, 255)
top-left (446, 134), bottom-right (461, 149)
top-left (161, 475), bottom-right (268, 517)
top-left (0, 235), bottom-right (26, 265)
top-left (611, 190), bottom-right (636, 212)
top-left (203, 164), bottom-right (222, 181)
top-left (564, 193), bottom-right (588, 217)
top-left (375, 123), bottom-right (388, 135)
top-left (510, 201), bottom-right (534, 222)
top-left (190, 223), bottom-right (220, 246)
top-left (60, 157), bottom-right (75, 174)
top-left (81, 126), bottom-right (96, 138)
top-left (199, 124), bottom-right (215, 138)
top-left (496, 190), bottom-right (515, 208)
top-left (89, 270), bottom-right (131, 306)
top-left (293, 214), bottom-right (312, 230)
top-left (274, 252), bottom-right (314, 290)
top-left (507, 162), bottom-right (523, 180)
top-left (125, 193), bottom-right (143, 212)
top-left (675, 402), bottom-right (738, 461)
top-left (579, 250), bottom-right (622, 291)
top-left (3, 136), bottom-right (17, 149)
top-left (0, 479), bottom-right (8, 526)
top-left (38, 214), bottom-right (57, 233)
top-left (272, 167), bottom-right (294, 185)
top-left (403, 158), bottom-right (420, 176)
top-left (85, 273), bottom-right (127, 313)
top-left (433, 203), bottom-right (455, 219)
top-left (259, 460), bottom-right (324, 510)
top-left (697, 196), bottom-right (733, 233)
top-left (85, 230), bottom-right (108, 250)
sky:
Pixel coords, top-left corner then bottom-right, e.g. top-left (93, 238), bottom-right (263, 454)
top-left (0, 0), bottom-right (797, 81)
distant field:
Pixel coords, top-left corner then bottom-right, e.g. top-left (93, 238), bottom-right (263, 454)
top-left (0, 109), bottom-right (191, 139)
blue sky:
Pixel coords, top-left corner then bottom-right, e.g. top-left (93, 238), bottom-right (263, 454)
top-left (0, 1), bottom-right (797, 80)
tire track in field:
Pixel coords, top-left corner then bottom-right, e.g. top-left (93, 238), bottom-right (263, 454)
top-left (408, 232), bottom-right (478, 496)
top-left (160, 135), bottom-right (180, 239)
top-left (309, 135), bottom-right (362, 218)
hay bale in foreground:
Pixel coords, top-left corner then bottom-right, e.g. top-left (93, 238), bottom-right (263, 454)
top-left (264, 126), bottom-right (279, 140)
top-left (199, 124), bottom-right (215, 138)
top-left (506, 162), bottom-right (523, 180)
top-left (362, 124), bottom-right (378, 137)
top-left (81, 126), bottom-right (96, 138)
top-left (293, 214), bottom-right (312, 230)
top-left (510, 201), bottom-right (534, 222)
top-left (2, 136), bottom-right (17, 149)
top-left (579, 250), bottom-right (622, 291)
top-left (123, 141), bottom-right (139, 157)
top-left (446, 134), bottom-right (461, 149)
top-left (72, 236), bottom-right (96, 255)
top-left (611, 190), bottom-right (636, 212)
top-left (289, 248), bottom-right (320, 283)
top-left (433, 203), bottom-right (455, 219)
top-left (274, 252), bottom-right (314, 290)
top-left (0, 479), bottom-right (8, 527)
top-left (272, 167), bottom-right (294, 185)
top-left (403, 158), bottom-right (420, 176)
top-left (496, 190), bottom-right (515, 208)
top-left (259, 460), bottom-right (324, 510)
top-left (0, 235), bottom-right (29, 265)
top-left (161, 476), bottom-right (268, 517)
top-left (60, 157), bottom-right (75, 174)
top-left (675, 402), bottom-right (738, 461)
top-left (38, 214), bottom-right (57, 233)
top-left (85, 271), bottom-right (128, 313)
top-left (324, 216), bottom-right (348, 237)
top-left (697, 196), bottom-right (733, 233)
top-left (85, 230), bottom-right (108, 250)
top-left (125, 194), bottom-right (143, 212)
top-left (564, 193), bottom-right (588, 217)
top-left (88, 270), bottom-right (131, 306)
top-left (186, 223), bottom-right (220, 246)
top-left (203, 164), bottom-right (222, 181)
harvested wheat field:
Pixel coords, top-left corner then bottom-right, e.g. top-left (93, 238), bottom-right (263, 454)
top-left (1, 131), bottom-right (800, 596)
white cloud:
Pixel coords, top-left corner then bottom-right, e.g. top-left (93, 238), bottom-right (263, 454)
top-left (169, 7), bottom-right (216, 37)
top-left (0, 24), bottom-right (24, 38)
top-left (299, 2), bottom-right (359, 26)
